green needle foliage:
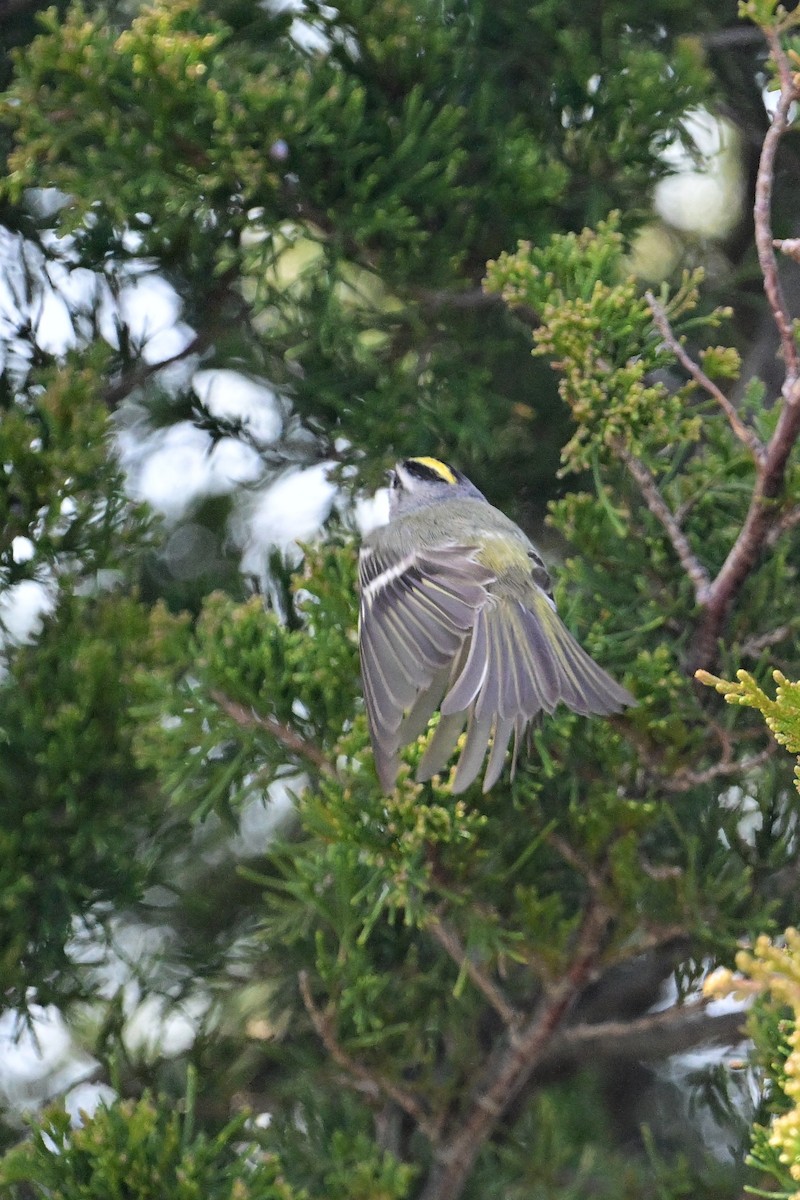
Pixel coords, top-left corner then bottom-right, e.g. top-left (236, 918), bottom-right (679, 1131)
top-left (1, 0), bottom-right (800, 1197)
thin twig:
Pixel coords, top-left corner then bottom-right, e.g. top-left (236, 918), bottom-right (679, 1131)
top-left (767, 502), bottom-right (800, 546)
top-left (738, 622), bottom-right (798, 656)
top-left (210, 690), bottom-right (335, 777)
top-left (646, 290), bottom-right (764, 461)
top-left (614, 442), bottom-right (711, 603)
top-left (756, 29), bottom-right (800, 381)
top-left (298, 971), bottom-right (442, 1143)
top-left (666, 744), bottom-right (777, 793)
top-left (427, 912), bottom-right (523, 1033)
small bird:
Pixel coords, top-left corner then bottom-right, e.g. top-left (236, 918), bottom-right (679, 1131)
top-left (358, 457), bottom-right (633, 794)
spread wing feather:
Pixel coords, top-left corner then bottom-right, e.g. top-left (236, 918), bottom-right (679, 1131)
top-left (360, 539), bottom-right (633, 794)
top-left (359, 544), bottom-right (494, 790)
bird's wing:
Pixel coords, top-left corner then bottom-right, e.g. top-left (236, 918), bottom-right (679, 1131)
top-left (438, 590), bottom-right (634, 793)
top-left (358, 542), bottom-right (494, 790)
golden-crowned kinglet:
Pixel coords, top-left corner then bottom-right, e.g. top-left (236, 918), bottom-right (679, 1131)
top-left (359, 457), bottom-right (633, 793)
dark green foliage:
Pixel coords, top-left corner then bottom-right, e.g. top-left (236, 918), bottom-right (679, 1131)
top-left (1, 1), bottom-right (800, 1198)
top-left (0, 591), bottom-right (166, 1004)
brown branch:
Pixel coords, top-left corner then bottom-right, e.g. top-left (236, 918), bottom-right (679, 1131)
top-left (210, 690), bottom-right (335, 777)
top-left (614, 442), bottom-right (711, 603)
top-left (756, 29), bottom-right (800, 381)
top-left (416, 288), bottom-right (506, 313)
top-left (418, 898), bottom-right (611, 1200)
top-left (298, 971), bottom-right (442, 1143)
top-left (689, 32), bottom-right (800, 667)
top-left (646, 291), bottom-right (764, 461)
top-left (103, 330), bottom-right (211, 409)
top-left (426, 912), bottom-right (523, 1033)
top-left (692, 388), bottom-right (800, 664)
top-left (544, 1000), bottom-right (746, 1066)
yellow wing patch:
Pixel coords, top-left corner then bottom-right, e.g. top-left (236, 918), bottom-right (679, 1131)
top-left (408, 456), bottom-right (457, 484)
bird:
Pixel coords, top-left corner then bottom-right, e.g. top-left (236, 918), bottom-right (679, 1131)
top-left (358, 456), bottom-right (634, 794)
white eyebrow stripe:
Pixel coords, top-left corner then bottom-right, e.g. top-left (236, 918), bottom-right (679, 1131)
top-left (362, 553), bottom-right (418, 604)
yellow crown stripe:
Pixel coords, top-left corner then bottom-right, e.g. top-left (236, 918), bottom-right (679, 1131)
top-left (409, 456), bottom-right (457, 484)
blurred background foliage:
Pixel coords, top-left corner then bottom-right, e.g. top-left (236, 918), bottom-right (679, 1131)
top-left (1, 0), bottom-right (800, 1197)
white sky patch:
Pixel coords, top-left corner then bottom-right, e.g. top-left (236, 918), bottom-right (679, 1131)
top-left (354, 486), bottom-right (390, 535)
top-left (238, 463), bottom-right (337, 574)
top-left (123, 991), bottom-right (211, 1060)
top-left (0, 1005), bottom-right (96, 1113)
top-left (208, 436), bottom-right (265, 490)
top-left (193, 368), bottom-right (283, 446)
top-left (11, 536), bottom-right (35, 565)
top-left (65, 1081), bottom-right (118, 1125)
top-left (133, 422), bottom-right (217, 518)
top-left (655, 109), bottom-right (744, 239)
top-left (230, 776), bottom-right (301, 857)
top-left (116, 273), bottom-right (182, 355)
top-left (717, 784), bottom-right (764, 847)
top-left (0, 579), bottom-right (56, 645)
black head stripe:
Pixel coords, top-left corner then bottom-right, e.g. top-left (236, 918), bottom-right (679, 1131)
top-left (401, 457), bottom-right (458, 485)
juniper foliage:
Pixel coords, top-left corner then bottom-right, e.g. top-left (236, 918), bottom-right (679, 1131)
top-left (1, 1), bottom-right (800, 1198)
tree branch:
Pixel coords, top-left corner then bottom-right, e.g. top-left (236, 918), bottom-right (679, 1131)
top-left (767, 501), bottom-right (800, 547)
top-left (426, 911), bottom-right (523, 1033)
top-left (665, 743), bottom-right (776, 793)
top-left (756, 29), bottom-right (800, 381)
top-left (418, 898), bottom-right (611, 1200)
top-left (298, 971), bottom-right (442, 1143)
top-left (646, 291), bottom-right (764, 461)
top-left (210, 690), bottom-right (335, 777)
top-left (738, 621), bottom-right (799, 656)
top-left (103, 329), bottom-right (212, 409)
top-left (614, 441), bottom-right (711, 603)
top-left (543, 1000), bottom-right (746, 1066)
top-left (689, 29), bottom-right (800, 665)
top-left (692, 386), bottom-right (800, 664)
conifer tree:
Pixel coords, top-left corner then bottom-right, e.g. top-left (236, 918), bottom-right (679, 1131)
top-left (1, 1), bottom-right (800, 1198)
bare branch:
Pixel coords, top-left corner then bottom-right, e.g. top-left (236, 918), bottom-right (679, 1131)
top-left (210, 690), bottom-right (336, 777)
top-left (646, 290), bottom-right (764, 461)
top-left (546, 1001), bottom-right (746, 1065)
top-left (426, 912), bottom-right (523, 1033)
top-left (614, 441), bottom-right (711, 603)
top-left (692, 386), bottom-right (800, 664)
top-left (689, 29), bottom-right (800, 664)
top-left (298, 971), bottom-right (442, 1143)
top-left (103, 330), bottom-right (211, 409)
top-left (767, 502), bottom-right (800, 546)
top-left (416, 288), bottom-right (506, 313)
top-left (666, 744), bottom-right (777, 793)
top-left (418, 899), bottom-right (611, 1200)
top-left (774, 237), bottom-right (800, 265)
top-left (755, 29), bottom-right (800, 381)
top-left (546, 834), bottom-right (605, 892)
top-left (738, 622), bottom-right (799, 656)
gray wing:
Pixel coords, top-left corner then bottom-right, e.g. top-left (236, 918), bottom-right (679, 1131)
top-left (436, 590), bottom-right (634, 793)
top-left (358, 542), bottom-right (493, 790)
